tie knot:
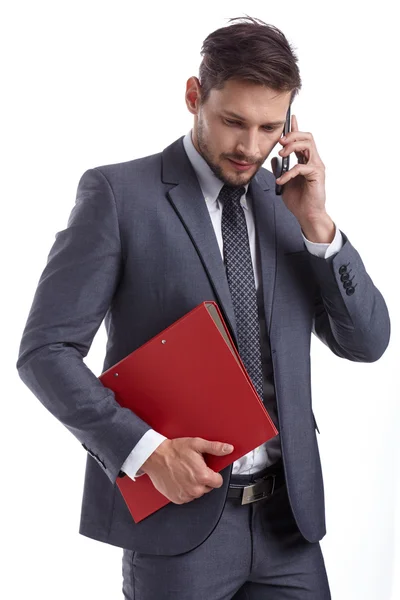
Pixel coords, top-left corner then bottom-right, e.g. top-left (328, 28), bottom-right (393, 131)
top-left (218, 184), bottom-right (246, 205)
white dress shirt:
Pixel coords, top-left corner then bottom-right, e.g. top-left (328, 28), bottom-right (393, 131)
top-left (120, 130), bottom-right (343, 480)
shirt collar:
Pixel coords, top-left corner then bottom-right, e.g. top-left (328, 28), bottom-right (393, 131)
top-left (183, 129), bottom-right (250, 211)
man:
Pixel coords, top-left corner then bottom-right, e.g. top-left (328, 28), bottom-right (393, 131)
top-left (16, 16), bottom-right (390, 600)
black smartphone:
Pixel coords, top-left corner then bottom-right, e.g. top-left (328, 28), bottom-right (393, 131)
top-left (275, 106), bottom-right (291, 195)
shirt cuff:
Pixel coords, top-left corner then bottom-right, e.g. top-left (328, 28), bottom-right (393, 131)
top-left (120, 429), bottom-right (168, 481)
top-left (302, 224), bottom-right (343, 259)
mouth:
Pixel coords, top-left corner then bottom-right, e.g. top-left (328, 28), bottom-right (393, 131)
top-left (228, 159), bottom-right (255, 172)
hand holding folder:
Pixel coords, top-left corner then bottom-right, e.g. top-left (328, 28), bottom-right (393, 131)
top-left (99, 301), bottom-right (278, 523)
top-left (135, 435), bottom-right (236, 506)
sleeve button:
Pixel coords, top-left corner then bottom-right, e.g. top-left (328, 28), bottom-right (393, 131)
top-left (339, 265), bottom-right (347, 274)
top-left (346, 287), bottom-right (355, 296)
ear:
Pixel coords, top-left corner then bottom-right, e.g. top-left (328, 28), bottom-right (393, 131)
top-left (185, 77), bottom-right (201, 114)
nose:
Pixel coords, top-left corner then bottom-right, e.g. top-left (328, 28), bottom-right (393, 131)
top-left (235, 130), bottom-right (260, 162)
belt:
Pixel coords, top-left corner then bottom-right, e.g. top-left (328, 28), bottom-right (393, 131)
top-left (227, 461), bottom-right (285, 505)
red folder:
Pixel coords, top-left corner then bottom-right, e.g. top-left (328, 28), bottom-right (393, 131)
top-left (99, 301), bottom-right (278, 522)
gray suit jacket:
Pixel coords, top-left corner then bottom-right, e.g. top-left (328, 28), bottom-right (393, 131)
top-left (16, 135), bottom-right (390, 555)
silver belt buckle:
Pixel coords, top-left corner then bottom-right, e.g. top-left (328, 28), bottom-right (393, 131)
top-left (241, 474), bottom-right (276, 505)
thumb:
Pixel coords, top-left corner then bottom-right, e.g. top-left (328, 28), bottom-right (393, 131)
top-left (195, 438), bottom-right (234, 455)
top-left (271, 156), bottom-right (279, 179)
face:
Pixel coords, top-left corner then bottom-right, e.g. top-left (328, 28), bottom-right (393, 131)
top-left (185, 77), bottom-right (292, 187)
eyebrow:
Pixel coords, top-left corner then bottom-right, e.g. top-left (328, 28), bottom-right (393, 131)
top-left (222, 110), bottom-right (286, 127)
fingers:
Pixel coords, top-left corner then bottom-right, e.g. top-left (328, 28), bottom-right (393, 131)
top-left (291, 113), bottom-right (299, 132)
top-left (278, 136), bottom-right (324, 171)
top-left (278, 130), bottom-right (313, 145)
top-left (192, 437), bottom-right (234, 456)
top-left (276, 163), bottom-right (316, 185)
top-left (279, 140), bottom-right (311, 158)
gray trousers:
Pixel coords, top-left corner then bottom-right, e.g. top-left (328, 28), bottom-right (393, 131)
top-left (121, 477), bottom-right (331, 600)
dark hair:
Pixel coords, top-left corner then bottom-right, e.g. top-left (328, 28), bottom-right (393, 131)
top-left (198, 15), bottom-right (301, 105)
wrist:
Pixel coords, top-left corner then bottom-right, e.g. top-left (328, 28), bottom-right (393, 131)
top-left (300, 213), bottom-right (335, 244)
top-left (141, 439), bottom-right (171, 474)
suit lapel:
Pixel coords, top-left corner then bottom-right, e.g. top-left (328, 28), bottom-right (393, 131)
top-left (161, 136), bottom-right (277, 342)
top-left (249, 176), bottom-right (277, 336)
top-left (162, 136), bottom-right (238, 341)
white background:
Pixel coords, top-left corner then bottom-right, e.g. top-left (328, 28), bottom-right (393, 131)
top-left (2, 1), bottom-right (399, 598)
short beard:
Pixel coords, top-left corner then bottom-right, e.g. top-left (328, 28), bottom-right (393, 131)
top-left (196, 117), bottom-right (260, 187)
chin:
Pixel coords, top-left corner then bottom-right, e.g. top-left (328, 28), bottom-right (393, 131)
top-left (225, 170), bottom-right (253, 184)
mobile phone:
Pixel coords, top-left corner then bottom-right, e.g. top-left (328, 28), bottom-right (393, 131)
top-left (275, 106), bottom-right (291, 195)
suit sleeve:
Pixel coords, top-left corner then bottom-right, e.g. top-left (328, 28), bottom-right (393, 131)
top-left (16, 168), bottom-right (152, 484)
top-left (309, 230), bottom-right (390, 362)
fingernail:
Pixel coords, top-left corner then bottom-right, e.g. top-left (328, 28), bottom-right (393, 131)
top-left (223, 444), bottom-right (233, 452)
top-left (282, 136), bottom-right (287, 141)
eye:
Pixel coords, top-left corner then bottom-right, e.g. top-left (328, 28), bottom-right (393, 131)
top-left (224, 119), bottom-right (275, 132)
top-left (225, 119), bottom-right (242, 127)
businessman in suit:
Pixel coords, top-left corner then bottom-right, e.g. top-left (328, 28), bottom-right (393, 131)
top-left (16, 16), bottom-right (390, 600)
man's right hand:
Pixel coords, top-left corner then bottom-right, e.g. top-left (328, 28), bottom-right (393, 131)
top-left (140, 437), bottom-right (234, 505)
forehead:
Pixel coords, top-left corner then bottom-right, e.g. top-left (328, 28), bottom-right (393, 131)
top-left (207, 80), bottom-right (291, 117)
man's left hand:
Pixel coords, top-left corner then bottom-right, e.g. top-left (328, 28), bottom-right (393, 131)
top-left (271, 115), bottom-right (335, 243)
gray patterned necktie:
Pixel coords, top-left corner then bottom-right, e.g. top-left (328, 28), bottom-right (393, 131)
top-left (219, 184), bottom-right (264, 403)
